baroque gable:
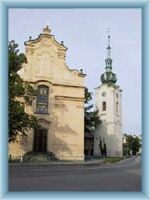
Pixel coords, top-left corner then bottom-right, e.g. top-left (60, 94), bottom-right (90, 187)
top-left (19, 25), bottom-right (85, 87)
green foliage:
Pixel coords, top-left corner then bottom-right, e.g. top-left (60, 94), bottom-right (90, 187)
top-left (105, 157), bottom-right (123, 163)
top-left (123, 134), bottom-right (142, 156)
top-left (9, 41), bottom-right (38, 142)
top-left (84, 87), bottom-right (101, 133)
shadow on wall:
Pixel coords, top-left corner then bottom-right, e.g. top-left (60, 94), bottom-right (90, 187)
top-left (19, 95), bottom-right (83, 160)
top-left (95, 122), bottom-right (122, 157)
top-left (105, 134), bottom-right (122, 157)
top-left (51, 103), bottom-right (80, 158)
top-left (94, 123), bottom-right (108, 156)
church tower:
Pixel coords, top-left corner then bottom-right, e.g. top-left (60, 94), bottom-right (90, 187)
top-left (94, 34), bottom-right (123, 157)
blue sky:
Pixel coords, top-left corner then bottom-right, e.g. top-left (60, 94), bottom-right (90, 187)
top-left (8, 8), bottom-right (142, 135)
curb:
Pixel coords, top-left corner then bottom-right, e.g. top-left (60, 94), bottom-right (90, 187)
top-left (9, 160), bottom-right (105, 166)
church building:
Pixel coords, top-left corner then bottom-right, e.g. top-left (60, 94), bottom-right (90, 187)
top-left (9, 25), bottom-right (86, 161)
top-left (94, 35), bottom-right (123, 157)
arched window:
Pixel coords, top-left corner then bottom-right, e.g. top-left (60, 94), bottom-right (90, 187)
top-left (102, 101), bottom-right (106, 111)
top-left (36, 85), bottom-right (49, 114)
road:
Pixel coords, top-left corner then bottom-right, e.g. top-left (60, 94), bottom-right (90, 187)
top-left (9, 156), bottom-right (141, 191)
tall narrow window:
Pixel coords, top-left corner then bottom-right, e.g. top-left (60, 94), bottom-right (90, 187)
top-left (116, 102), bottom-right (118, 114)
top-left (102, 101), bottom-right (106, 111)
top-left (36, 85), bottom-right (49, 114)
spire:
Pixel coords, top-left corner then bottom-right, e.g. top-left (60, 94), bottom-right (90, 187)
top-left (107, 33), bottom-right (110, 47)
top-left (105, 31), bottom-right (112, 71)
top-left (107, 35), bottom-right (111, 58)
top-left (100, 31), bottom-right (117, 84)
top-left (106, 28), bottom-right (111, 58)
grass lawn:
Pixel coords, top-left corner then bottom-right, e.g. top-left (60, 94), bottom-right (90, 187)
top-left (104, 157), bottom-right (124, 163)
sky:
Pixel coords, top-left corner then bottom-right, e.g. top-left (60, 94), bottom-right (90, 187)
top-left (8, 8), bottom-right (142, 135)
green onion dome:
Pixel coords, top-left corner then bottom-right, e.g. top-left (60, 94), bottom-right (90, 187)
top-left (101, 71), bottom-right (117, 84)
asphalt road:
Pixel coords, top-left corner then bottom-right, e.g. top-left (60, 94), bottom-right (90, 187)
top-left (9, 156), bottom-right (141, 191)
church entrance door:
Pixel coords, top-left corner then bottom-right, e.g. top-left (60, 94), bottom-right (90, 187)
top-left (33, 128), bottom-right (47, 152)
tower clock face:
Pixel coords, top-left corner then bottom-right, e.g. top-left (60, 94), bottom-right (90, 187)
top-left (102, 92), bottom-right (106, 97)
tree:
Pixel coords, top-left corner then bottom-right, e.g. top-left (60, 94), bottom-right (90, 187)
top-left (125, 134), bottom-right (141, 156)
top-left (132, 136), bottom-right (141, 155)
top-left (9, 41), bottom-right (38, 142)
top-left (84, 87), bottom-right (100, 133)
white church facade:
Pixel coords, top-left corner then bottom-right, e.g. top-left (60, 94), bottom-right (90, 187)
top-left (94, 35), bottom-right (123, 157)
top-left (9, 25), bottom-right (86, 161)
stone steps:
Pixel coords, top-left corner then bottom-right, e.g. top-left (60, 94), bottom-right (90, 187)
top-left (23, 152), bottom-right (58, 162)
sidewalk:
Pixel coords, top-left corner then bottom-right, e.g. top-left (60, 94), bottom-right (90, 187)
top-left (9, 159), bottom-right (106, 166)
top-left (9, 156), bottom-right (135, 167)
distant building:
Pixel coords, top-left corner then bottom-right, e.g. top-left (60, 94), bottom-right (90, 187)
top-left (9, 25), bottom-right (86, 161)
top-left (94, 35), bottom-right (123, 157)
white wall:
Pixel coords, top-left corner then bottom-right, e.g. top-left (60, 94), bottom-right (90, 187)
top-left (94, 83), bottom-right (123, 157)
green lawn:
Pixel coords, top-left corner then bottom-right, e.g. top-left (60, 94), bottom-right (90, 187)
top-left (104, 157), bottom-right (124, 163)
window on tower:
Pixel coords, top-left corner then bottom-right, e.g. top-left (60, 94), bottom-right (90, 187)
top-left (116, 102), bottom-right (118, 114)
top-left (102, 101), bottom-right (106, 111)
top-left (36, 85), bottom-right (49, 114)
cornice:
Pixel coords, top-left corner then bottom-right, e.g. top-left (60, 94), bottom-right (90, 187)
top-left (29, 79), bottom-right (85, 89)
top-left (24, 33), bottom-right (67, 51)
top-left (55, 95), bottom-right (85, 102)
